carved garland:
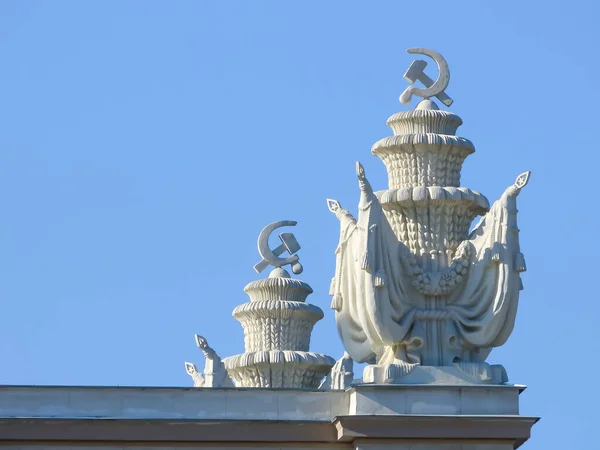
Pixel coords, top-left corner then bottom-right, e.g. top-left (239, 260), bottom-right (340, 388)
top-left (403, 241), bottom-right (471, 296)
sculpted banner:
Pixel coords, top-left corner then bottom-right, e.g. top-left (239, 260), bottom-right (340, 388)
top-left (327, 49), bottom-right (530, 385)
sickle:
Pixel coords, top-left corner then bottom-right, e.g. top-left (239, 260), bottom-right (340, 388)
top-left (399, 48), bottom-right (450, 104)
top-left (257, 220), bottom-right (299, 268)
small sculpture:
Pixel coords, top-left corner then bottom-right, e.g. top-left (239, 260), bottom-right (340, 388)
top-left (221, 221), bottom-right (335, 388)
top-left (184, 362), bottom-right (205, 387)
top-left (319, 352), bottom-right (354, 390)
top-left (184, 335), bottom-right (233, 387)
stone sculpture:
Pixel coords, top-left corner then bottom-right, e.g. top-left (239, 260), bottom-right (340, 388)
top-left (186, 221), bottom-right (334, 388)
top-left (327, 48), bottom-right (530, 384)
top-left (183, 48), bottom-right (530, 389)
top-left (399, 47), bottom-right (453, 106)
top-left (184, 335), bottom-right (233, 387)
top-left (254, 220), bottom-right (303, 275)
top-left (224, 221), bottom-right (334, 388)
top-left (319, 352), bottom-right (354, 390)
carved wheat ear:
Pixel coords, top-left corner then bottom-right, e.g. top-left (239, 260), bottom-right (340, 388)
top-left (356, 161), bottom-right (365, 180)
top-left (356, 161), bottom-right (372, 192)
top-left (327, 198), bottom-right (341, 213)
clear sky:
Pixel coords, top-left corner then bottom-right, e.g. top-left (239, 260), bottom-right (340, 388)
top-left (0, 1), bottom-right (598, 448)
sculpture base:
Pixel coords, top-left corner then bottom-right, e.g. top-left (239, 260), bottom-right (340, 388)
top-left (223, 350), bottom-right (334, 388)
top-left (340, 383), bottom-right (536, 449)
top-left (363, 362), bottom-right (508, 385)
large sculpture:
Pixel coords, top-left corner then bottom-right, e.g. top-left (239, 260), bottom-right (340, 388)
top-left (327, 48), bottom-right (530, 384)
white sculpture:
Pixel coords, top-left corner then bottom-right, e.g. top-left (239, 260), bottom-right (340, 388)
top-left (184, 221), bottom-right (334, 389)
top-left (184, 335), bottom-right (233, 387)
top-left (254, 220), bottom-right (303, 275)
top-left (327, 48), bottom-right (530, 384)
top-left (319, 352), bottom-right (354, 390)
top-left (399, 47), bottom-right (452, 106)
top-left (186, 221), bottom-right (335, 389)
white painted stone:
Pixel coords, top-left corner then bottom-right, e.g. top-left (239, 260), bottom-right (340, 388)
top-left (0, 385), bottom-right (521, 421)
top-left (363, 365), bottom-right (507, 385)
top-left (184, 334), bottom-right (233, 388)
top-left (328, 48), bottom-right (530, 384)
top-left (224, 389), bottom-right (279, 420)
top-left (277, 390), bottom-right (344, 421)
top-left (399, 47), bottom-right (453, 106)
top-left (64, 389), bottom-right (124, 417)
top-left (404, 389), bottom-right (461, 415)
top-left (320, 352), bottom-right (354, 390)
top-left (187, 221), bottom-right (334, 389)
top-left (460, 388), bottom-right (519, 415)
top-left (0, 387), bottom-right (351, 421)
top-left (349, 388), bottom-right (406, 415)
top-left (116, 388), bottom-right (229, 419)
top-left (349, 385), bottom-right (521, 416)
top-left (0, 388), bottom-right (70, 417)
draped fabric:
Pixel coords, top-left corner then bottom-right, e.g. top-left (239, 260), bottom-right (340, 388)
top-left (330, 182), bottom-right (416, 364)
top-left (446, 184), bottom-right (525, 361)
top-left (330, 176), bottom-right (526, 366)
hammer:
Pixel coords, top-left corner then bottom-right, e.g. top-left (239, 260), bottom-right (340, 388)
top-left (404, 60), bottom-right (453, 106)
top-left (253, 232), bottom-right (301, 273)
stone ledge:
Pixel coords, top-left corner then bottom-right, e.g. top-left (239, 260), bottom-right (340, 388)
top-left (334, 415), bottom-right (539, 448)
top-left (0, 418), bottom-right (336, 443)
top-left (0, 415), bottom-right (539, 448)
top-left (0, 386), bottom-right (347, 421)
top-left (0, 386), bottom-right (537, 448)
top-left (349, 384), bottom-right (522, 416)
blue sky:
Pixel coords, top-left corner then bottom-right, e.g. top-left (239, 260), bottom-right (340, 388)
top-left (0, 1), bottom-right (598, 448)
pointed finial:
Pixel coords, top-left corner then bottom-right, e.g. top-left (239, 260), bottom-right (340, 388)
top-left (327, 198), bottom-right (342, 213)
top-left (356, 161), bottom-right (365, 179)
top-left (195, 334), bottom-right (209, 350)
top-left (514, 171), bottom-right (531, 189)
top-left (356, 161), bottom-right (371, 192)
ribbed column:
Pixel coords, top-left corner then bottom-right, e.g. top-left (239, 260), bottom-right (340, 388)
top-left (372, 100), bottom-right (489, 269)
top-left (223, 269), bottom-right (334, 388)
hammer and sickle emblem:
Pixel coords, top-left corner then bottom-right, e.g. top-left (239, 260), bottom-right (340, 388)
top-left (399, 48), bottom-right (453, 107)
top-left (254, 220), bottom-right (303, 275)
